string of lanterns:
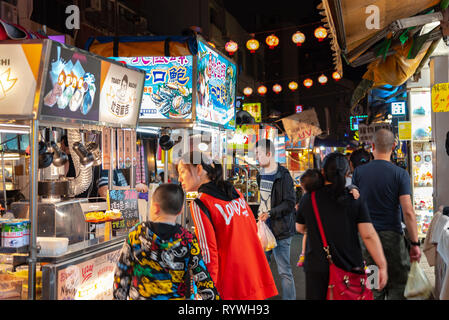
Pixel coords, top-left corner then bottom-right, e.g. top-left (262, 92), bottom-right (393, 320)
top-left (243, 71), bottom-right (342, 97)
top-left (221, 25), bottom-right (328, 55)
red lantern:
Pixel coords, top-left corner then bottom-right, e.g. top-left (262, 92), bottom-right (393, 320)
top-left (314, 26), bottom-right (327, 42)
top-left (303, 78), bottom-right (313, 88)
top-left (292, 31), bottom-right (306, 46)
top-left (258, 85), bottom-right (267, 96)
top-left (288, 81), bottom-right (298, 91)
top-left (332, 71), bottom-right (342, 81)
top-left (265, 34), bottom-right (279, 49)
top-left (246, 38), bottom-right (260, 53)
top-left (318, 74), bottom-right (328, 85)
top-left (272, 84), bottom-right (282, 94)
top-left (225, 40), bottom-right (238, 55)
top-left (243, 87), bottom-right (253, 96)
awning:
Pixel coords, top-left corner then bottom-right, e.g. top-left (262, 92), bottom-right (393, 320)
top-left (318, 0), bottom-right (444, 74)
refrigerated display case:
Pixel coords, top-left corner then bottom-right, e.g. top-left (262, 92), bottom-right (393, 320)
top-left (409, 89), bottom-right (434, 238)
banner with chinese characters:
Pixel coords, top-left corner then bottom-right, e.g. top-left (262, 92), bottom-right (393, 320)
top-left (98, 60), bottom-right (145, 126)
top-left (431, 83), bottom-right (449, 112)
top-left (196, 40), bottom-right (237, 129)
top-left (242, 103), bottom-right (261, 123)
top-left (109, 56), bottom-right (193, 120)
top-left (0, 43), bottom-right (43, 117)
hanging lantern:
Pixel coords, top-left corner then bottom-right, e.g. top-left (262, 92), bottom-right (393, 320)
top-left (314, 26), bottom-right (327, 41)
top-left (332, 71), bottom-right (342, 81)
top-left (243, 87), bottom-right (253, 96)
top-left (258, 85), bottom-right (267, 96)
top-left (292, 31), bottom-right (306, 46)
top-left (318, 74), bottom-right (328, 85)
top-left (288, 81), bottom-right (298, 91)
top-left (272, 84), bottom-right (282, 94)
top-left (207, 42), bottom-right (216, 48)
top-left (303, 78), bottom-right (313, 88)
top-left (246, 38), bottom-right (260, 53)
top-left (225, 40), bottom-right (238, 55)
top-left (265, 34), bottom-right (279, 49)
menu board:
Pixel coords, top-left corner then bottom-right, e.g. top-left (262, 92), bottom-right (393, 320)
top-left (108, 189), bottom-right (139, 229)
top-left (196, 40), bottom-right (237, 129)
top-left (40, 41), bottom-right (145, 127)
top-left (109, 56), bottom-right (193, 120)
top-left (98, 60), bottom-right (145, 126)
top-left (57, 248), bottom-right (121, 300)
top-left (0, 43), bottom-right (43, 117)
top-left (41, 42), bottom-right (102, 121)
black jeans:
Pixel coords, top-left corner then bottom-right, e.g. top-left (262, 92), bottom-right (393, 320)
top-left (305, 271), bottom-right (329, 300)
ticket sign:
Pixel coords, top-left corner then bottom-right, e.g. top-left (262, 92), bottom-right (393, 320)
top-left (0, 43), bottom-right (43, 117)
top-left (109, 56), bottom-right (193, 121)
top-left (432, 83), bottom-right (449, 112)
top-left (196, 40), bottom-right (237, 129)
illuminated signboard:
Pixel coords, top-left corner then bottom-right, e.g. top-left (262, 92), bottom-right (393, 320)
top-left (350, 115), bottom-right (368, 131)
top-left (295, 105), bottom-right (303, 113)
top-left (391, 101), bottom-right (406, 116)
top-left (197, 40), bottom-right (237, 129)
top-left (242, 103), bottom-right (261, 123)
top-left (109, 56), bottom-right (193, 121)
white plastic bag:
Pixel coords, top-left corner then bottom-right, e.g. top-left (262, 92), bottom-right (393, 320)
top-left (404, 261), bottom-right (433, 300)
top-left (257, 220), bottom-right (277, 252)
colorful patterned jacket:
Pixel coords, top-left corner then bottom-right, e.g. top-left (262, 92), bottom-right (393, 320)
top-left (113, 221), bottom-right (220, 300)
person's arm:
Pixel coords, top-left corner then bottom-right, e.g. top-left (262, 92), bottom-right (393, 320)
top-left (189, 236), bottom-right (220, 300)
top-left (269, 171), bottom-right (296, 218)
top-left (358, 223), bottom-right (388, 291)
top-left (190, 200), bottom-right (219, 285)
top-left (400, 194), bottom-right (421, 262)
top-left (113, 235), bottom-right (134, 300)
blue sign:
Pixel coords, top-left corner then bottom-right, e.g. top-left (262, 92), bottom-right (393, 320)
top-left (391, 101), bottom-right (407, 116)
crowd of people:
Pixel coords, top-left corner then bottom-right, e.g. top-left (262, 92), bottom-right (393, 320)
top-left (112, 128), bottom-right (422, 300)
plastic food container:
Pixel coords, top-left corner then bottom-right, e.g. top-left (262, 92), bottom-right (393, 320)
top-left (36, 237), bottom-right (69, 256)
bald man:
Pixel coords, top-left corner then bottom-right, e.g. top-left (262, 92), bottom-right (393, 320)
top-left (352, 129), bottom-right (421, 300)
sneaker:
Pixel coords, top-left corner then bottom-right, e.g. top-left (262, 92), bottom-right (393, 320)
top-left (297, 254), bottom-right (305, 267)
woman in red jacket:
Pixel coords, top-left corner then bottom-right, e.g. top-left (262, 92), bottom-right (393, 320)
top-left (178, 151), bottom-right (278, 300)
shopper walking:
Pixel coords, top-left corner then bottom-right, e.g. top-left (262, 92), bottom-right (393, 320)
top-left (352, 129), bottom-right (421, 300)
top-left (296, 152), bottom-right (388, 300)
top-left (177, 151), bottom-right (278, 300)
top-left (255, 139), bottom-right (296, 300)
top-left (113, 183), bottom-right (219, 300)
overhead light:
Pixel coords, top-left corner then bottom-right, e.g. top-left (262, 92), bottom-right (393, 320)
top-left (198, 143), bottom-right (208, 152)
top-left (136, 127), bottom-right (159, 134)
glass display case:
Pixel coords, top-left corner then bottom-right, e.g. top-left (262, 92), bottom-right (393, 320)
top-left (409, 89), bottom-right (434, 238)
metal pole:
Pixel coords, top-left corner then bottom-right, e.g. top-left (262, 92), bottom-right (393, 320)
top-left (130, 130), bottom-right (136, 188)
top-left (28, 119), bottom-right (39, 300)
top-left (108, 129), bottom-right (114, 191)
top-left (164, 150), bottom-right (168, 183)
top-left (0, 137), bottom-right (7, 212)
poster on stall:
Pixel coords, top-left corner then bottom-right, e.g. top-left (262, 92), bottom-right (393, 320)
top-left (242, 103), bottom-right (262, 123)
top-left (57, 248), bottom-right (121, 300)
top-left (117, 129), bottom-right (124, 169)
top-left (109, 56), bottom-right (193, 120)
top-left (124, 130), bottom-right (132, 168)
top-left (281, 108), bottom-right (322, 143)
top-left (40, 42), bottom-right (101, 122)
top-left (398, 121), bottom-right (412, 140)
top-left (431, 83), bottom-right (449, 112)
top-left (108, 189), bottom-right (139, 229)
top-left (98, 60), bottom-right (144, 126)
top-left (196, 40), bottom-right (237, 129)
top-left (0, 43), bottom-right (43, 116)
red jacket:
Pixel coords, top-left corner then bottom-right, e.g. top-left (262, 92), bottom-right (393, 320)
top-left (189, 182), bottom-right (278, 300)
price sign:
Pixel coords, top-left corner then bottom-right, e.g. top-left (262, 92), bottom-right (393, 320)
top-left (108, 189), bottom-right (139, 229)
top-left (432, 83), bottom-right (449, 112)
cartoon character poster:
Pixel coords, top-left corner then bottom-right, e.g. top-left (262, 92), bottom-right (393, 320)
top-left (196, 40), bottom-right (236, 129)
top-left (41, 42), bottom-right (101, 122)
top-left (109, 56), bottom-right (193, 120)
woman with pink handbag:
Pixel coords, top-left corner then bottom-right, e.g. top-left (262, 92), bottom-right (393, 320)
top-left (296, 152), bottom-right (388, 300)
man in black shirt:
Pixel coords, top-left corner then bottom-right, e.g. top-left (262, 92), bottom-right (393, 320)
top-left (352, 129), bottom-right (421, 300)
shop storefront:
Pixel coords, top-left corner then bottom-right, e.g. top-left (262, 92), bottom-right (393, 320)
top-left (0, 39), bottom-right (146, 300)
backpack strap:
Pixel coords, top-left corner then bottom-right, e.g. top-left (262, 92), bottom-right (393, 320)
top-left (193, 198), bottom-right (213, 224)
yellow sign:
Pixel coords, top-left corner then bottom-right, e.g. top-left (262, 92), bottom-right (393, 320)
top-left (242, 103), bottom-right (261, 122)
top-left (432, 83), bottom-right (449, 112)
top-left (398, 121), bottom-right (411, 140)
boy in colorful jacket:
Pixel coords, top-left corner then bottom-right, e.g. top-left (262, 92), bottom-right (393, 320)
top-left (113, 183), bottom-right (220, 300)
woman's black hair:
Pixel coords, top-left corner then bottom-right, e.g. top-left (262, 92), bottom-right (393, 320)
top-left (180, 151), bottom-right (235, 199)
top-left (350, 148), bottom-right (371, 169)
top-left (300, 169), bottom-right (324, 192)
top-left (322, 152), bottom-right (349, 202)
